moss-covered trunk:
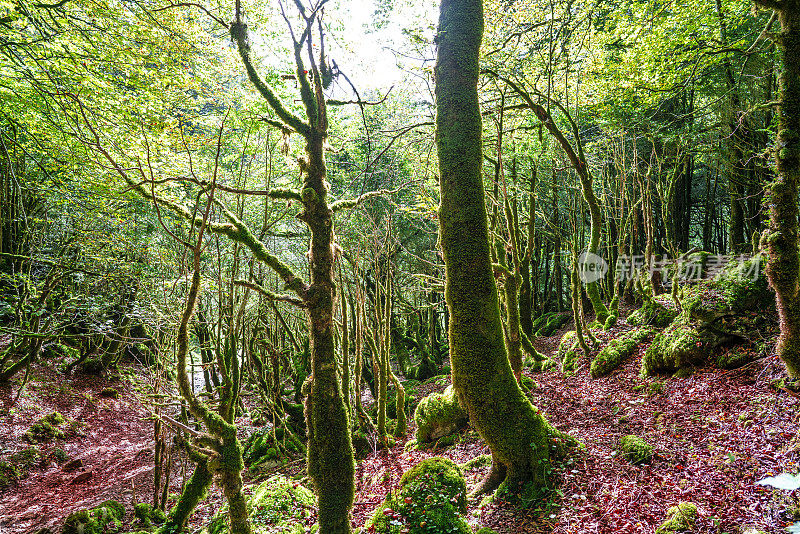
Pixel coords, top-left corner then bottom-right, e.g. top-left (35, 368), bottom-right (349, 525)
top-left (435, 0), bottom-right (561, 494)
top-left (159, 455), bottom-right (213, 534)
top-left (761, 0), bottom-right (800, 377)
top-left (301, 132), bottom-right (355, 533)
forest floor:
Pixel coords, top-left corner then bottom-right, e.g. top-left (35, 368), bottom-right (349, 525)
top-left (0, 322), bottom-right (798, 534)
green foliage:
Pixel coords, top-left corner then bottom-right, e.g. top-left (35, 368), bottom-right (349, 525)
top-left (618, 435), bottom-right (653, 465)
top-left (365, 457), bottom-right (470, 534)
top-left (655, 502), bottom-right (698, 534)
top-left (413, 385), bottom-right (468, 444)
top-left (590, 327), bottom-right (655, 378)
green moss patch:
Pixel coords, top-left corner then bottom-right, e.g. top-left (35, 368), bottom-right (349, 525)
top-left (626, 299), bottom-right (679, 328)
top-left (208, 475), bottom-right (315, 534)
top-left (23, 412), bottom-right (65, 443)
top-left (413, 385), bottom-right (468, 444)
top-left (557, 331), bottom-right (580, 372)
top-left (63, 500), bottom-right (125, 534)
top-left (655, 502), bottom-right (698, 533)
top-left (365, 457), bottom-right (470, 534)
top-left (591, 327), bottom-right (655, 378)
top-left (535, 313), bottom-right (572, 337)
top-left (133, 502), bottom-right (166, 528)
top-left (641, 322), bottom-right (712, 376)
top-left (618, 435), bottom-right (653, 465)
top-left (243, 427), bottom-right (303, 471)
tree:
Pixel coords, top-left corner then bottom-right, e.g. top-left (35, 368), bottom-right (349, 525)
top-left (757, 0), bottom-right (800, 377)
top-left (434, 0), bottom-right (575, 495)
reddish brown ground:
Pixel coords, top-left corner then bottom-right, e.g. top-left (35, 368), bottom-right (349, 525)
top-left (0, 325), bottom-right (797, 534)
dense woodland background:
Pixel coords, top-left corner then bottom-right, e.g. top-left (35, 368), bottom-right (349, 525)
top-left (1, 0), bottom-right (800, 533)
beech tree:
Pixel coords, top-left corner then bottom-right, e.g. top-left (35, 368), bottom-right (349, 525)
top-left (434, 0), bottom-right (575, 495)
top-left (757, 0), bottom-right (800, 378)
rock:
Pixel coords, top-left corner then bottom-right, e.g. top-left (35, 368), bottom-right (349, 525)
top-left (655, 502), bottom-right (698, 533)
top-left (413, 385), bottom-right (468, 444)
top-left (69, 470), bottom-right (93, 484)
top-left (208, 475), bottom-right (315, 534)
top-left (63, 459), bottom-right (83, 472)
top-left (365, 457), bottom-right (471, 534)
top-left (618, 435), bottom-right (653, 465)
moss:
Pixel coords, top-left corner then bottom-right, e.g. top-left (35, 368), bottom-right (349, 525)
top-left (23, 412), bottom-right (65, 443)
top-left (10, 446), bottom-right (41, 469)
top-left (365, 457), bottom-right (470, 534)
top-left (63, 501), bottom-right (124, 534)
top-left (641, 322), bottom-right (711, 376)
top-left (458, 454), bottom-right (492, 471)
top-left (655, 502), bottom-right (698, 533)
top-left (0, 461), bottom-right (20, 489)
top-left (100, 388), bottom-right (119, 399)
top-left (520, 375), bottom-right (536, 391)
top-left (591, 327), bottom-right (655, 378)
top-left (530, 312), bottom-right (556, 332)
top-left (474, 529), bottom-right (499, 534)
top-left (159, 458), bottom-right (213, 534)
top-left (715, 344), bottom-right (761, 370)
top-left (51, 448), bottom-right (69, 463)
top-left (413, 385), bottom-right (468, 443)
top-left (626, 299), bottom-right (679, 328)
top-left (535, 313), bottom-right (571, 337)
top-left (134, 502), bottom-right (165, 527)
top-left (557, 331), bottom-right (580, 372)
top-left (618, 435), bottom-right (653, 465)
top-left (208, 475), bottom-right (315, 534)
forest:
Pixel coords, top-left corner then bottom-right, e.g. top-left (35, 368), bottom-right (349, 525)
top-left (1, 0), bottom-right (800, 532)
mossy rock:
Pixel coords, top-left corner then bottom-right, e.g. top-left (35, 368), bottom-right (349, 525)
top-left (641, 322), bottom-right (713, 376)
top-left (63, 501), bottom-right (125, 534)
top-left (530, 312), bottom-right (557, 332)
top-left (458, 454), bottom-right (492, 471)
top-left (134, 502), bottom-right (166, 528)
top-left (208, 475), bottom-right (315, 534)
top-left (535, 313), bottom-right (572, 337)
top-left (527, 357), bottom-right (557, 373)
top-left (365, 457), bottom-right (470, 534)
top-left (618, 435), bottom-right (653, 465)
top-left (591, 327), bottom-right (655, 378)
top-left (655, 502), bottom-right (698, 533)
top-left (413, 385), bottom-right (468, 444)
top-left (0, 461), bottom-right (20, 490)
top-left (556, 331), bottom-right (580, 372)
top-left (100, 388), bottom-right (120, 399)
top-left (77, 358), bottom-right (105, 375)
top-left (681, 255), bottom-right (772, 321)
top-left (626, 299), bottom-right (679, 328)
top-left (24, 412), bottom-right (66, 443)
top-left (715, 344), bottom-right (763, 370)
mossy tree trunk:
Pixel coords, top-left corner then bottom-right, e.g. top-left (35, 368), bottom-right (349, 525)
top-left (435, 0), bottom-right (566, 495)
top-left (757, 0), bottom-right (800, 377)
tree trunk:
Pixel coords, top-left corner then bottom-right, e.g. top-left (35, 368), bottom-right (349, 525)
top-left (435, 0), bottom-right (570, 495)
top-left (301, 132), bottom-right (355, 533)
top-left (761, 0), bottom-right (800, 377)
